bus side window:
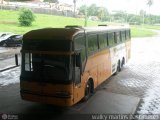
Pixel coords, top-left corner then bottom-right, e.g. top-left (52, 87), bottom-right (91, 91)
top-left (108, 32), bottom-right (115, 46)
top-left (126, 30), bottom-right (131, 40)
top-left (98, 33), bottom-right (107, 49)
top-left (121, 31), bottom-right (126, 41)
top-left (88, 34), bottom-right (98, 55)
top-left (74, 35), bottom-right (86, 65)
top-left (115, 32), bottom-right (121, 44)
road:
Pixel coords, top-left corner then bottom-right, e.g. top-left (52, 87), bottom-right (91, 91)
top-left (0, 37), bottom-right (160, 119)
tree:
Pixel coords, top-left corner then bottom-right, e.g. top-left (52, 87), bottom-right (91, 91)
top-left (79, 5), bottom-right (88, 15)
top-left (147, 0), bottom-right (153, 24)
top-left (97, 7), bottom-right (109, 21)
top-left (113, 11), bottom-right (126, 22)
top-left (147, 0), bottom-right (153, 8)
top-left (18, 8), bottom-right (35, 26)
top-left (147, 0), bottom-right (153, 15)
top-left (87, 4), bottom-right (98, 16)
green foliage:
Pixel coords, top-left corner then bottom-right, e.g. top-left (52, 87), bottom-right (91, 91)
top-left (97, 7), bottom-right (109, 21)
top-left (87, 4), bottom-right (98, 16)
top-left (131, 26), bottom-right (157, 37)
top-left (0, 10), bottom-right (159, 38)
top-left (18, 8), bottom-right (35, 26)
top-left (147, 0), bottom-right (153, 7)
top-left (79, 4), bottom-right (109, 21)
top-left (79, 5), bottom-right (88, 15)
top-left (0, 10), bottom-right (99, 34)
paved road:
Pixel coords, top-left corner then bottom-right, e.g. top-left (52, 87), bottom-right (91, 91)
top-left (98, 36), bottom-right (160, 114)
top-left (0, 37), bottom-right (160, 119)
top-left (0, 47), bottom-right (20, 60)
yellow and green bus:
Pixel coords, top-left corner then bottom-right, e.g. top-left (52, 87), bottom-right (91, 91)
top-left (20, 25), bottom-right (131, 106)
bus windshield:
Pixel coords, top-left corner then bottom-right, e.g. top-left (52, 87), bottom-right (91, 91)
top-left (22, 53), bottom-right (72, 83)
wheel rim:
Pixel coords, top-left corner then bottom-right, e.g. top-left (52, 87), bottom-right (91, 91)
top-left (2, 43), bottom-right (7, 47)
top-left (85, 81), bottom-right (91, 98)
top-left (122, 58), bottom-right (125, 67)
top-left (117, 61), bottom-right (121, 72)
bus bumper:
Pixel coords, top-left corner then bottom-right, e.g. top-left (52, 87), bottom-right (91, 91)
top-left (20, 81), bottom-right (74, 106)
top-left (20, 91), bottom-right (74, 106)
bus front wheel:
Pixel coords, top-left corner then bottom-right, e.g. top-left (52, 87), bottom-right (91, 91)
top-left (83, 80), bottom-right (93, 101)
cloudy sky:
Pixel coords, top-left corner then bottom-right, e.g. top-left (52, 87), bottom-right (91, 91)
top-left (59, 0), bottom-right (160, 15)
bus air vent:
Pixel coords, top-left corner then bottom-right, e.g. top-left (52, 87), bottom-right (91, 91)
top-left (65, 25), bottom-right (83, 29)
top-left (98, 24), bottom-right (108, 26)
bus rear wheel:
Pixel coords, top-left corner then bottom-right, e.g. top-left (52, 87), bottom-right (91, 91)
top-left (114, 60), bottom-right (121, 75)
top-left (117, 60), bottom-right (121, 72)
top-left (83, 80), bottom-right (93, 101)
top-left (2, 42), bottom-right (8, 47)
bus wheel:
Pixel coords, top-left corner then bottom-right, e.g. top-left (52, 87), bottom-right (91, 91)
top-left (121, 58), bottom-right (125, 68)
top-left (83, 80), bottom-right (93, 101)
top-left (118, 60), bottom-right (121, 72)
top-left (114, 60), bottom-right (121, 75)
top-left (2, 42), bottom-right (8, 47)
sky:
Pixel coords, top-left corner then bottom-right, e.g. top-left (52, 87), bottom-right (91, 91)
top-left (58, 0), bottom-right (160, 15)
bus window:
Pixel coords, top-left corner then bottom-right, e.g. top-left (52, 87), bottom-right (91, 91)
top-left (88, 34), bottom-right (98, 54)
top-left (25, 53), bottom-right (33, 71)
top-left (121, 31), bottom-right (126, 41)
top-left (74, 35), bottom-right (86, 65)
top-left (98, 33), bottom-right (107, 49)
top-left (115, 32), bottom-right (121, 43)
top-left (126, 30), bottom-right (131, 40)
top-left (108, 32), bottom-right (115, 46)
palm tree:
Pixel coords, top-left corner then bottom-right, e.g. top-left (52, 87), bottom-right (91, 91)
top-left (147, 0), bottom-right (153, 14)
top-left (147, 0), bottom-right (153, 24)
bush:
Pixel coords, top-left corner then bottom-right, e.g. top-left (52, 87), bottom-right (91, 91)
top-left (18, 8), bottom-right (35, 26)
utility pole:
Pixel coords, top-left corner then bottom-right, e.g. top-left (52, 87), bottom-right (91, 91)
top-left (73, 0), bottom-right (76, 17)
top-left (84, 7), bottom-right (87, 27)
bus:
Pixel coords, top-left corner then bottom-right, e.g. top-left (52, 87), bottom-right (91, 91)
top-left (20, 25), bottom-right (131, 106)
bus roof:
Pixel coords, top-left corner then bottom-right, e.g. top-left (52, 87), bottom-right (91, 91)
top-left (84, 25), bottom-right (130, 33)
top-left (23, 26), bottom-right (130, 41)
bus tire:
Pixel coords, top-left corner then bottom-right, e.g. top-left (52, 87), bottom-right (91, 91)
top-left (2, 42), bottom-right (8, 47)
top-left (83, 79), bottom-right (94, 101)
top-left (121, 57), bottom-right (125, 68)
top-left (114, 60), bottom-right (121, 75)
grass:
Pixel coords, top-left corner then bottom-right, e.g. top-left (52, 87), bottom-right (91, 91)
top-left (131, 26), bottom-right (158, 37)
top-left (141, 24), bottom-right (160, 30)
top-left (0, 10), bottom-right (100, 34)
top-left (0, 10), bottom-right (159, 37)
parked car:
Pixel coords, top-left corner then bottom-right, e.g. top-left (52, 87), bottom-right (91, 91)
top-left (0, 32), bottom-right (12, 37)
top-left (0, 34), bottom-right (23, 47)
